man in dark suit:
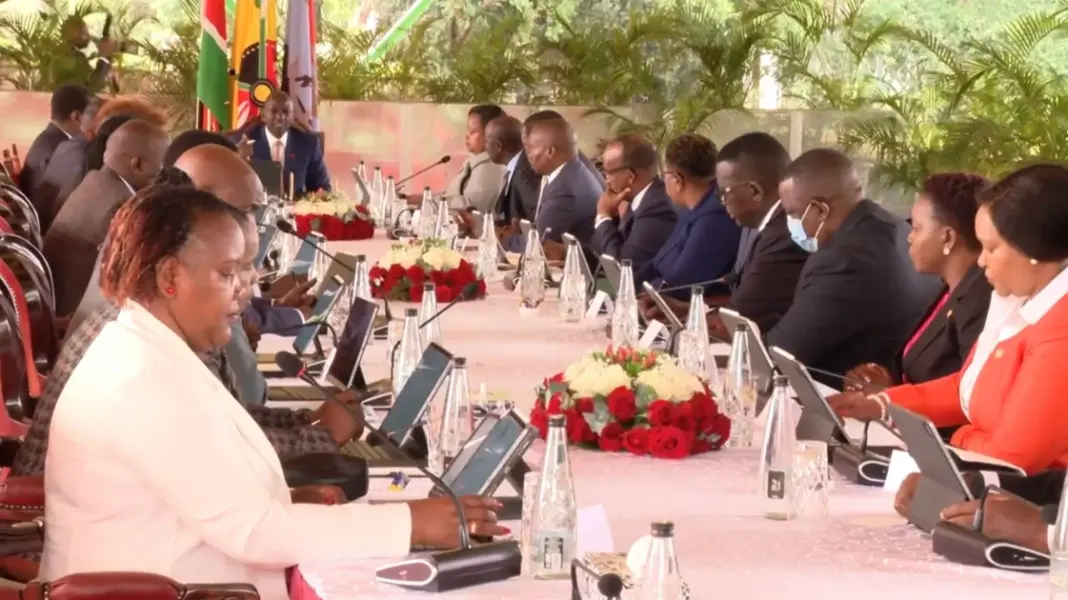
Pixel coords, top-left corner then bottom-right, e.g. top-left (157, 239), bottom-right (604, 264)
top-left (485, 115), bottom-right (539, 225)
top-left (44, 120), bottom-right (167, 316)
top-left (636, 134), bottom-right (741, 298)
top-left (57, 16), bottom-right (116, 92)
top-left (766, 148), bottom-right (941, 386)
top-left (513, 118), bottom-right (602, 262)
top-left (243, 91), bottom-right (331, 197)
top-left (19, 84), bottom-right (93, 210)
top-left (590, 133), bottom-right (676, 273)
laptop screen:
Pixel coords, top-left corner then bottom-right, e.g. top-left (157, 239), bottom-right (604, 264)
top-left (381, 343), bottom-right (454, 447)
top-left (325, 296), bottom-right (377, 389)
top-left (444, 411), bottom-right (530, 496)
top-left (290, 232), bottom-right (324, 276)
top-left (292, 275), bottom-right (345, 354)
top-left (255, 225), bottom-right (277, 269)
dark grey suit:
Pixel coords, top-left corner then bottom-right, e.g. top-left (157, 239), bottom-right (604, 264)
top-left (20, 123), bottom-right (72, 212)
top-left (34, 136), bottom-right (89, 232)
top-left (590, 178), bottom-right (677, 272)
top-left (535, 158), bottom-right (602, 247)
top-left (765, 199), bottom-right (942, 387)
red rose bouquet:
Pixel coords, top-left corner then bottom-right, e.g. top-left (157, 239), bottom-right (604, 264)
top-left (369, 239), bottom-right (487, 302)
top-left (292, 190), bottom-right (375, 241)
top-left (530, 345), bottom-right (730, 458)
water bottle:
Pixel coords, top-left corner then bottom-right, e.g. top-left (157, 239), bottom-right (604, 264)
top-left (429, 357), bottom-right (473, 475)
top-left (352, 254), bottom-right (372, 300)
top-left (393, 308), bottom-right (422, 398)
top-left (520, 229), bottom-right (546, 311)
top-left (636, 521), bottom-right (687, 600)
top-left (611, 259), bottom-right (640, 347)
top-left (759, 374), bottom-right (797, 520)
top-left (677, 286), bottom-right (709, 374)
top-left (434, 199), bottom-right (451, 241)
top-left (558, 237), bottom-right (587, 323)
top-left (417, 187), bottom-right (436, 238)
top-left (531, 414), bottom-right (577, 579)
top-left (1049, 472), bottom-right (1068, 596)
top-left (382, 175), bottom-right (398, 232)
top-left (475, 212), bottom-right (498, 279)
top-left (371, 167), bottom-right (385, 226)
top-left (418, 282), bottom-right (440, 349)
top-left (724, 323), bottom-right (757, 448)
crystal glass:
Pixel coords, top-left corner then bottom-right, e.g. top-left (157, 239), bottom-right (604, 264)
top-left (636, 522), bottom-right (687, 600)
top-left (352, 254), bottom-right (372, 300)
top-left (370, 167), bottom-right (385, 226)
top-left (724, 324), bottom-right (757, 449)
top-left (382, 176), bottom-right (399, 231)
top-left (520, 472), bottom-right (542, 576)
top-left (558, 239), bottom-right (587, 323)
top-left (427, 357), bottom-right (472, 475)
top-left (520, 229), bottom-right (546, 310)
top-left (475, 212), bottom-right (498, 280)
top-left (791, 441), bottom-right (829, 518)
top-left (417, 187), bottom-right (436, 238)
top-left (393, 309), bottom-right (423, 398)
top-left (419, 283), bottom-right (440, 348)
top-left (675, 330), bottom-right (705, 375)
top-left (1049, 464), bottom-right (1068, 596)
top-left (678, 286), bottom-right (709, 373)
top-left (610, 259), bottom-right (640, 347)
top-left (385, 318), bottom-right (405, 361)
top-left (275, 230), bottom-right (301, 274)
top-left (759, 374), bottom-right (797, 521)
top-left (326, 283), bottom-right (353, 336)
top-left (531, 414), bottom-right (577, 579)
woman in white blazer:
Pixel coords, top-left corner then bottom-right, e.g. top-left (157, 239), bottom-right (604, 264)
top-left (41, 186), bottom-right (503, 599)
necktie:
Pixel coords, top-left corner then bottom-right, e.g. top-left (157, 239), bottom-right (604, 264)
top-left (534, 176), bottom-right (548, 223)
top-left (272, 141), bottom-right (284, 163)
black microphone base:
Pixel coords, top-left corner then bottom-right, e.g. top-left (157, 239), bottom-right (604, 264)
top-left (830, 444), bottom-right (889, 487)
top-left (375, 540), bottom-right (522, 592)
top-left (931, 522), bottom-right (1050, 572)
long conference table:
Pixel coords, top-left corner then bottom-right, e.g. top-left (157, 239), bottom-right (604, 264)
top-left (274, 236), bottom-right (1045, 599)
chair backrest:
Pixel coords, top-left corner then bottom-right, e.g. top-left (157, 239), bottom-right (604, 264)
top-left (0, 251), bottom-right (54, 390)
top-left (21, 573), bottom-right (260, 600)
top-left (0, 188), bottom-right (37, 249)
top-left (0, 292), bottom-right (31, 423)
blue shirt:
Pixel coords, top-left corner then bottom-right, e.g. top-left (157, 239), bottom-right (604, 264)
top-left (636, 186), bottom-right (741, 299)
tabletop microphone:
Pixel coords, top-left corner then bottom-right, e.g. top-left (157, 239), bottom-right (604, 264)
top-left (395, 155), bottom-right (452, 190)
top-left (274, 219), bottom-right (393, 322)
top-left (655, 277), bottom-right (726, 294)
top-left (389, 282), bottom-right (480, 380)
top-left (275, 351), bottom-right (521, 592)
top-left (570, 559), bottom-right (624, 600)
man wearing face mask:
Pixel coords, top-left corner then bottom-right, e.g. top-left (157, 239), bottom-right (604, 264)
top-left (589, 134), bottom-right (677, 272)
top-left (767, 148), bottom-right (940, 387)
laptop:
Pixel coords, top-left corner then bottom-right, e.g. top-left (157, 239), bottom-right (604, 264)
top-left (341, 343), bottom-right (454, 467)
top-left (292, 275), bottom-right (346, 355)
top-left (769, 346), bottom-right (903, 453)
top-left (290, 232), bottom-right (326, 277)
top-left (255, 224), bottom-right (278, 270)
top-left (250, 159), bottom-right (283, 198)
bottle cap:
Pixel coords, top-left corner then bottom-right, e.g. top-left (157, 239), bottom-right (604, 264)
top-left (404, 308), bottom-right (418, 317)
top-left (690, 285), bottom-right (703, 295)
top-left (620, 259), bottom-right (633, 268)
top-left (773, 374), bottom-right (789, 387)
top-left (423, 282), bottom-right (435, 290)
top-left (650, 521), bottom-right (674, 537)
top-left (423, 185), bottom-right (431, 190)
top-left (355, 254), bottom-right (366, 261)
top-left (453, 357), bottom-right (467, 367)
top-left (548, 414), bottom-right (566, 426)
top-left (734, 323), bottom-right (748, 332)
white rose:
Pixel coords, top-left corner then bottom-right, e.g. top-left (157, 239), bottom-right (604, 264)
top-left (333, 198), bottom-right (353, 216)
top-left (423, 247), bottom-right (447, 270)
top-left (636, 361), bottom-right (702, 402)
top-left (291, 200), bottom-right (316, 216)
top-left (440, 248), bottom-right (463, 270)
top-left (570, 363), bottom-right (631, 398)
top-left (563, 355), bottom-right (601, 383)
top-left (395, 250), bottom-right (419, 269)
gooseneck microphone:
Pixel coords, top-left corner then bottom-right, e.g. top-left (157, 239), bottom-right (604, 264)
top-left (394, 155), bottom-right (452, 190)
top-left (570, 559), bottom-right (624, 600)
top-left (656, 277), bottom-right (727, 294)
top-left (389, 282), bottom-right (480, 381)
top-left (275, 351), bottom-right (521, 592)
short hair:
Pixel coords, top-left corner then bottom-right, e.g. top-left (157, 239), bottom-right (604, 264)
top-left (523, 110), bottom-right (565, 133)
top-left (85, 115), bottom-right (135, 172)
top-left (100, 185), bottom-right (247, 304)
top-left (664, 134), bottom-right (718, 180)
top-left (610, 133), bottom-right (658, 171)
top-left (717, 132), bottom-right (790, 188)
top-left (93, 95), bottom-right (168, 133)
top-left (785, 148), bottom-right (853, 181)
top-left (921, 173), bottom-right (989, 252)
top-left (164, 130), bottom-right (238, 167)
top-left (50, 84), bottom-right (91, 120)
top-left (979, 164), bottom-right (1068, 262)
top-left (266, 91), bottom-right (290, 105)
top-left (487, 115), bottom-right (523, 152)
top-left (468, 104), bottom-right (505, 128)
top-left (153, 166), bottom-right (195, 187)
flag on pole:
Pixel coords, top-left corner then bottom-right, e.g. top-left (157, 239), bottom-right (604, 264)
top-left (230, 0), bottom-right (279, 130)
top-left (196, 0), bottom-right (230, 131)
top-left (364, 0), bottom-right (435, 63)
top-left (282, 0), bottom-right (318, 130)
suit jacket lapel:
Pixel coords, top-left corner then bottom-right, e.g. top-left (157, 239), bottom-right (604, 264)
top-left (252, 127), bottom-right (270, 162)
top-left (619, 204), bottom-right (635, 234)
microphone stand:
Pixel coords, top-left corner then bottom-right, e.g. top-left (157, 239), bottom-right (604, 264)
top-left (388, 284), bottom-right (480, 382)
top-left (394, 157), bottom-right (450, 191)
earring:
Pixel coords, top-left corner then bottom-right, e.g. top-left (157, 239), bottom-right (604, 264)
top-left (165, 287), bottom-right (175, 295)
top-left (942, 246), bottom-right (951, 256)
top-left (1030, 258), bottom-right (1039, 266)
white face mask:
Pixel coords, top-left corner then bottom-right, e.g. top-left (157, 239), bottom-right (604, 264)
top-left (787, 204), bottom-right (824, 253)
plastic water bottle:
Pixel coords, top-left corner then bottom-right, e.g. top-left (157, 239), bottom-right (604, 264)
top-left (610, 259), bottom-right (640, 347)
top-left (531, 414), bottom-right (577, 579)
top-left (558, 237), bottom-right (587, 322)
top-left (636, 522), bottom-right (687, 600)
top-left (759, 374), bottom-right (797, 520)
top-left (724, 323), bottom-right (757, 448)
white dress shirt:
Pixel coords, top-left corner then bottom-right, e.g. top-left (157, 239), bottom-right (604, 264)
top-left (595, 181), bottom-right (653, 229)
top-left (757, 200), bottom-right (781, 232)
top-left (265, 129), bottom-right (288, 162)
top-left (958, 265), bottom-right (1068, 417)
top-left (42, 302), bottom-right (411, 600)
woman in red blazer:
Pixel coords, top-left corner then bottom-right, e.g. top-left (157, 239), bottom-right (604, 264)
top-left (831, 164), bottom-right (1068, 475)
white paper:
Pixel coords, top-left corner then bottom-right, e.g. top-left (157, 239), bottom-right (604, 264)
top-left (637, 321), bottom-right (666, 349)
top-left (585, 291), bottom-right (609, 320)
top-left (948, 447), bottom-right (1025, 475)
top-left (882, 449), bottom-right (920, 493)
top-left (577, 505), bottom-right (615, 556)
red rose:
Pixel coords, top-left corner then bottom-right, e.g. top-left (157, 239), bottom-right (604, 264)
top-left (646, 400), bottom-right (674, 427)
top-left (431, 271), bottom-right (448, 287)
top-left (436, 285), bottom-right (454, 303)
top-left (575, 397), bottom-right (595, 413)
top-left (409, 284), bottom-right (424, 302)
top-left (605, 386), bottom-right (637, 422)
top-left (451, 284), bottom-right (466, 300)
top-left (388, 264), bottom-right (405, 280)
top-left (530, 407), bottom-right (549, 439)
top-left (547, 393), bottom-right (563, 414)
top-left (648, 426), bottom-right (692, 459)
top-left (708, 413), bottom-right (732, 448)
top-left (622, 427), bottom-right (649, 455)
top-left (406, 265), bottom-right (425, 286)
top-left (689, 392), bottom-right (719, 423)
top-left (598, 422), bottom-right (625, 452)
top-left (691, 436), bottom-right (713, 454)
top-left (671, 402), bottom-right (696, 432)
top-left (323, 216), bottom-right (344, 240)
top-left (369, 266), bottom-right (387, 282)
top-left (565, 409), bottom-right (594, 444)
top-left (549, 373), bottom-right (565, 383)
top-left (294, 215), bottom-right (312, 236)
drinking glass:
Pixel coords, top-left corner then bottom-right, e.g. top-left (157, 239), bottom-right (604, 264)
top-left (791, 441), bottom-right (829, 518)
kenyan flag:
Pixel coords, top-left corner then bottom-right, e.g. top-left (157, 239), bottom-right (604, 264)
top-left (196, 0), bottom-right (229, 131)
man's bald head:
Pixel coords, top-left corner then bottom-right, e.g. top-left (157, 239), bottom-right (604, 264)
top-left (523, 119), bottom-right (576, 176)
top-left (175, 144), bottom-right (264, 212)
top-left (779, 148), bottom-right (863, 250)
top-left (103, 120), bottom-right (168, 191)
top-left (485, 115), bottom-right (523, 165)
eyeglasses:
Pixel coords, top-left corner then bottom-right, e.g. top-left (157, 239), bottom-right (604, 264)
top-left (603, 165), bottom-right (635, 175)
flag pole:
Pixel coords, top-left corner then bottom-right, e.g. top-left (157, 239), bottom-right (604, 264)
top-left (363, 0), bottom-right (435, 63)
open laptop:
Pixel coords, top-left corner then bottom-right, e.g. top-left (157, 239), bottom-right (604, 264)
top-left (269, 296), bottom-right (379, 400)
top-left (435, 410), bottom-right (536, 498)
top-left (770, 346), bottom-right (903, 453)
top-left (598, 254), bottom-right (621, 300)
top-left (341, 343), bottom-right (454, 467)
top-left (292, 275), bottom-right (346, 355)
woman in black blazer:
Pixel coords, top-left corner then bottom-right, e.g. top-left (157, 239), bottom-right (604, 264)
top-left (845, 172), bottom-right (992, 388)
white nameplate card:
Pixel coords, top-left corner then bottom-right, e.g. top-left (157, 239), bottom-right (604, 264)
top-left (586, 291), bottom-right (612, 320)
top-left (577, 505), bottom-right (615, 556)
top-left (637, 320), bottom-right (666, 349)
top-left (882, 449), bottom-right (919, 493)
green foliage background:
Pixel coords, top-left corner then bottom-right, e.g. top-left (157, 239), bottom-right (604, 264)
top-left (2, 0), bottom-right (1068, 195)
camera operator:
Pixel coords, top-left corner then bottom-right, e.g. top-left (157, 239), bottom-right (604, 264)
top-left (59, 16), bottom-right (117, 93)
